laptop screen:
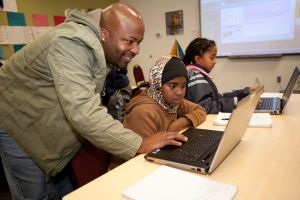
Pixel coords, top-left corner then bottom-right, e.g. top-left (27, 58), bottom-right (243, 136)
top-left (281, 66), bottom-right (300, 110)
top-left (209, 86), bottom-right (263, 173)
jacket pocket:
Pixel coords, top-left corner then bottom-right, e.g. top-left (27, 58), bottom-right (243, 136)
top-left (40, 104), bottom-right (82, 153)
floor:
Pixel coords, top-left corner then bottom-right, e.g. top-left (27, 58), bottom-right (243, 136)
top-left (0, 184), bottom-right (11, 200)
top-left (0, 162), bottom-right (12, 200)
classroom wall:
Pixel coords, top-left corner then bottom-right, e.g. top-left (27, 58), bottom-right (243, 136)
top-left (17, 0), bottom-right (117, 25)
top-left (121, 0), bottom-right (300, 92)
top-left (0, 0), bottom-right (117, 58)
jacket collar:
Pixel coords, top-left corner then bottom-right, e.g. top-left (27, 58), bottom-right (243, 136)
top-left (186, 64), bottom-right (212, 79)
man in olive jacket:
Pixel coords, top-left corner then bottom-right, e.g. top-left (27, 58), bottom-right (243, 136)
top-left (0, 3), bottom-right (187, 199)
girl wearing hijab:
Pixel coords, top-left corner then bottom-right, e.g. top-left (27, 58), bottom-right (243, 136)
top-left (123, 56), bottom-right (206, 138)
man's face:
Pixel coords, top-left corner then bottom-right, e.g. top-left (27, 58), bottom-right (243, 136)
top-left (102, 18), bottom-right (145, 69)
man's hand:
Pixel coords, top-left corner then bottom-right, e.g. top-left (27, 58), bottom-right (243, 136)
top-left (137, 132), bottom-right (188, 154)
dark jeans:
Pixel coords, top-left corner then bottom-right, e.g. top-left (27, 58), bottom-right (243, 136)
top-left (0, 129), bottom-right (74, 200)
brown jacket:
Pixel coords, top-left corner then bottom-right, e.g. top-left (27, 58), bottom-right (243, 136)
top-left (123, 91), bottom-right (207, 137)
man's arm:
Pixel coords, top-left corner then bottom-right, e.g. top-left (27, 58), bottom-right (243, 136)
top-left (48, 37), bottom-right (142, 160)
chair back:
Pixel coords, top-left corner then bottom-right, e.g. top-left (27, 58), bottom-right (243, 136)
top-left (70, 140), bottom-right (112, 188)
top-left (132, 65), bottom-right (150, 97)
top-left (133, 65), bottom-right (146, 86)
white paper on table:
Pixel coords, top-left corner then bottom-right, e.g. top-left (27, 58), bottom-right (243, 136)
top-left (214, 112), bottom-right (272, 128)
top-left (122, 166), bottom-right (237, 200)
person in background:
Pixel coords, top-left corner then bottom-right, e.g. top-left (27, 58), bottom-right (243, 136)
top-left (182, 37), bottom-right (256, 114)
top-left (123, 56), bottom-right (207, 138)
top-left (69, 67), bottom-right (132, 183)
top-left (0, 3), bottom-right (187, 199)
top-left (102, 67), bottom-right (132, 122)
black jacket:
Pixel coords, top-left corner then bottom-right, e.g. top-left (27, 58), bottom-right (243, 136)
top-left (102, 67), bottom-right (132, 122)
top-left (185, 64), bottom-right (250, 114)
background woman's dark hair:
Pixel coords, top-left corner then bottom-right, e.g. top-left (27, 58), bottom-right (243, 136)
top-left (182, 38), bottom-right (216, 65)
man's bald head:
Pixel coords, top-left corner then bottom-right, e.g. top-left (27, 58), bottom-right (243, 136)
top-left (101, 3), bottom-right (143, 29)
top-left (100, 3), bottom-right (145, 69)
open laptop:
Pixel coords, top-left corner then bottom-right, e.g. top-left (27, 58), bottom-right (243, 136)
top-left (255, 66), bottom-right (300, 114)
top-left (145, 86), bottom-right (263, 174)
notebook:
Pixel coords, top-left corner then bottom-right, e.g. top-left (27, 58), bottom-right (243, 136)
top-left (122, 166), bottom-right (238, 200)
top-left (255, 66), bottom-right (300, 114)
top-left (214, 112), bottom-right (272, 128)
top-left (145, 86), bottom-right (263, 174)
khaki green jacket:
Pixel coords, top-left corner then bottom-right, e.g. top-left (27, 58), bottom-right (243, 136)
top-left (0, 9), bottom-right (142, 176)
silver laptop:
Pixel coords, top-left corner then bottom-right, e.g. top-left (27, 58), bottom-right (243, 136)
top-left (145, 86), bottom-right (263, 174)
top-left (255, 66), bottom-right (300, 114)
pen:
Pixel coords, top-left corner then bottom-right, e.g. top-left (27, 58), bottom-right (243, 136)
top-left (221, 118), bottom-right (230, 120)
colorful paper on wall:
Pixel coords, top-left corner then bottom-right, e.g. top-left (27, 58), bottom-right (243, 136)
top-left (13, 44), bottom-right (25, 52)
top-left (170, 39), bottom-right (184, 60)
top-left (3, 0), bottom-right (17, 12)
top-left (7, 12), bottom-right (26, 26)
top-left (0, 0), bottom-right (3, 10)
top-left (0, 26), bottom-right (8, 44)
top-left (54, 16), bottom-right (66, 26)
top-left (3, 26), bottom-right (33, 44)
top-left (31, 26), bottom-right (53, 39)
top-left (32, 14), bottom-right (49, 26)
top-left (0, 46), bottom-right (4, 59)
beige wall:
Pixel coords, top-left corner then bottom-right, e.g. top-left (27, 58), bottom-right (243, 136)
top-left (16, 0), bottom-right (116, 26)
top-left (0, 0), bottom-right (117, 58)
top-left (121, 0), bottom-right (300, 92)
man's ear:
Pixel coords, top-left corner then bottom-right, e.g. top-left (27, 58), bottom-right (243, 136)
top-left (101, 28), bottom-right (109, 42)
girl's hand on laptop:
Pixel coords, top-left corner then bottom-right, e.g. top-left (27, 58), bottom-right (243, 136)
top-left (137, 132), bottom-right (188, 154)
top-left (168, 117), bottom-right (192, 132)
top-left (250, 85), bottom-right (261, 92)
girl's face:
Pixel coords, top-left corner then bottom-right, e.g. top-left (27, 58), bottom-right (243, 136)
top-left (161, 76), bottom-right (187, 108)
top-left (194, 46), bottom-right (217, 72)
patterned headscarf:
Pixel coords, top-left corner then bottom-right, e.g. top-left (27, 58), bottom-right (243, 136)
top-left (147, 55), bottom-right (179, 113)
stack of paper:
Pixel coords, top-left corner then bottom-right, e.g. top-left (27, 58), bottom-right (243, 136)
top-left (123, 166), bottom-right (237, 200)
top-left (214, 112), bottom-right (272, 128)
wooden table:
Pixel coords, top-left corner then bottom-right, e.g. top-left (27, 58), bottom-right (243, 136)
top-left (64, 94), bottom-right (300, 200)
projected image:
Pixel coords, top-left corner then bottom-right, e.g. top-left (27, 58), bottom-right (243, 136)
top-left (200, 0), bottom-right (300, 57)
top-left (297, 0), bottom-right (300, 23)
top-left (220, 0), bottom-right (294, 43)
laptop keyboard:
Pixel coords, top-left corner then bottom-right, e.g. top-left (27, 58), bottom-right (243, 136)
top-left (259, 98), bottom-right (275, 110)
top-left (170, 130), bottom-right (222, 162)
top-left (256, 98), bottom-right (276, 110)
